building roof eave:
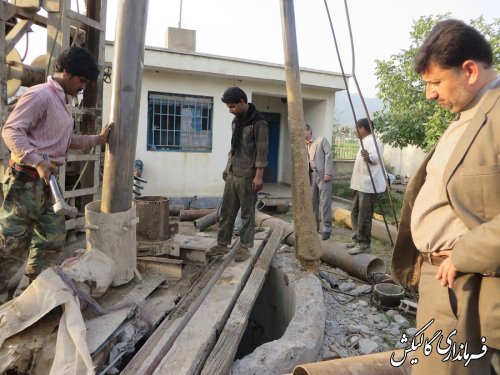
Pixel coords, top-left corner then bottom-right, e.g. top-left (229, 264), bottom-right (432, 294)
top-left (105, 41), bottom-right (348, 91)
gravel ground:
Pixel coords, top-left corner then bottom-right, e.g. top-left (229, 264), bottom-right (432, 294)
top-left (317, 258), bottom-right (417, 361)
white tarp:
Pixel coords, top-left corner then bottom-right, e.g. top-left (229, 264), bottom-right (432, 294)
top-left (0, 248), bottom-right (118, 374)
top-left (0, 268), bottom-right (94, 374)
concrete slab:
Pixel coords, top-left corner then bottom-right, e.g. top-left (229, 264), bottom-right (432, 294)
top-left (231, 253), bottom-right (326, 375)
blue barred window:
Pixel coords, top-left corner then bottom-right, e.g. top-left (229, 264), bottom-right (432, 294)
top-left (147, 92), bottom-right (213, 152)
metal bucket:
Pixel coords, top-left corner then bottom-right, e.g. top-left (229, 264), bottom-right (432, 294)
top-left (372, 283), bottom-right (405, 308)
top-left (135, 196), bottom-right (170, 240)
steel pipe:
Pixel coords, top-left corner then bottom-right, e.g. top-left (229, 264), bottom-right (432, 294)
top-left (320, 245), bottom-right (385, 282)
top-left (194, 211), bottom-right (220, 231)
top-left (179, 208), bottom-right (217, 222)
top-left (260, 199), bottom-right (290, 214)
top-left (255, 212), bottom-right (386, 282)
top-left (292, 349), bottom-right (410, 374)
top-left (169, 204), bottom-right (187, 216)
top-left (333, 208), bottom-right (397, 244)
top-left (101, 0), bottom-right (149, 213)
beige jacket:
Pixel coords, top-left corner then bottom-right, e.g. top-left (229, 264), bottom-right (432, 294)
top-left (392, 80), bottom-right (500, 347)
top-left (308, 136), bottom-right (334, 177)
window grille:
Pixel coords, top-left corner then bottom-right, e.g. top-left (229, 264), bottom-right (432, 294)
top-left (147, 92), bottom-right (213, 152)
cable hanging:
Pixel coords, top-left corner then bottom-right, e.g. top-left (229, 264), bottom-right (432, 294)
top-left (322, 0), bottom-right (399, 245)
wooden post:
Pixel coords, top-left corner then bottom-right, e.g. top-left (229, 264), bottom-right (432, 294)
top-left (46, 0), bottom-right (71, 76)
top-left (100, 0), bottom-right (149, 213)
top-left (279, 0), bottom-right (322, 271)
top-left (0, 1), bottom-right (10, 178)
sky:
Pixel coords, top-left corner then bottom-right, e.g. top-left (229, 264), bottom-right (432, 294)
top-left (17, 0), bottom-right (500, 98)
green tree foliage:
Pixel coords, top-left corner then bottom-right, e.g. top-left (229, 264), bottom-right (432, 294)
top-left (373, 15), bottom-right (500, 151)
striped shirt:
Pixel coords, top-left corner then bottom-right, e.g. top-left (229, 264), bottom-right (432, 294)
top-left (3, 76), bottom-right (101, 167)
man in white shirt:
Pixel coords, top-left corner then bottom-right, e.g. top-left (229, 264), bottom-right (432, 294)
top-left (348, 118), bottom-right (386, 254)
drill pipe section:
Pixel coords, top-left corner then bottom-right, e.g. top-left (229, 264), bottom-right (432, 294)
top-left (169, 204), bottom-right (188, 216)
top-left (260, 198), bottom-right (290, 214)
top-left (321, 246), bottom-right (385, 282)
top-left (101, 0), bottom-right (149, 213)
top-left (255, 212), bottom-right (385, 282)
top-left (179, 208), bottom-right (217, 221)
top-left (333, 208), bottom-right (397, 245)
top-left (293, 349), bottom-right (410, 375)
top-left (194, 210), bottom-right (220, 231)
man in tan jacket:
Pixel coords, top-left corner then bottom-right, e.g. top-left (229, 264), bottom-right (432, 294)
top-left (305, 124), bottom-right (334, 240)
top-left (391, 19), bottom-right (499, 374)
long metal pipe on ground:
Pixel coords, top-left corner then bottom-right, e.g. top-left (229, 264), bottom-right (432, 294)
top-left (255, 212), bottom-right (386, 282)
top-left (321, 245), bottom-right (385, 281)
top-left (194, 210), bottom-right (220, 231)
top-left (292, 349), bottom-right (410, 374)
top-left (169, 204), bottom-right (188, 216)
top-left (179, 208), bottom-right (217, 221)
top-left (101, 0), bottom-right (149, 213)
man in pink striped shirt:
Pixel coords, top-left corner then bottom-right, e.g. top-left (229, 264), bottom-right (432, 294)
top-left (0, 46), bottom-right (113, 300)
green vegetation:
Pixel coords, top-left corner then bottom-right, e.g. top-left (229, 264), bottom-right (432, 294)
top-left (373, 15), bottom-right (500, 151)
top-left (332, 125), bottom-right (359, 160)
top-left (332, 180), bottom-right (354, 200)
top-left (333, 140), bottom-right (358, 160)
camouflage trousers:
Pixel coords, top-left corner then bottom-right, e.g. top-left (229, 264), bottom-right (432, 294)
top-left (0, 167), bottom-right (66, 295)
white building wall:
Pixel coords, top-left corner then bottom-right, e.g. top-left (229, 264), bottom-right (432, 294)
top-left (103, 45), bottom-right (343, 197)
top-left (384, 144), bottom-right (427, 178)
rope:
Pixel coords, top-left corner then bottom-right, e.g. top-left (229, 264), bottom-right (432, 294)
top-left (52, 266), bottom-right (139, 316)
top-left (322, 0), bottom-right (399, 243)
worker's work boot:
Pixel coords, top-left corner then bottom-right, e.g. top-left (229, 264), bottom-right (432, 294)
top-left (345, 241), bottom-right (358, 249)
top-left (234, 246), bottom-right (250, 262)
top-left (348, 243), bottom-right (371, 255)
top-left (207, 244), bottom-right (230, 257)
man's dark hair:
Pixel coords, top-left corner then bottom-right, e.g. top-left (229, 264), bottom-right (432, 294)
top-left (221, 87), bottom-right (247, 104)
top-left (305, 124), bottom-right (312, 131)
top-left (414, 19), bottom-right (493, 74)
top-left (54, 46), bottom-right (99, 81)
top-left (356, 118), bottom-right (373, 133)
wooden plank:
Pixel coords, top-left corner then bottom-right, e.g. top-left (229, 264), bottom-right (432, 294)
top-left (66, 152), bottom-right (100, 162)
top-left (46, 0), bottom-right (71, 75)
top-left (152, 239), bottom-right (266, 375)
top-left (176, 236), bottom-right (239, 264)
top-left (201, 227), bottom-right (283, 375)
top-left (67, 106), bottom-right (102, 116)
top-left (121, 245), bottom-right (239, 375)
top-left (137, 239), bottom-right (180, 257)
top-left (2, 2), bottom-right (47, 28)
top-left (64, 8), bottom-right (103, 31)
top-left (6, 19), bottom-right (33, 52)
top-left (64, 215), bottom-right (86, 231)
top-left (62, 186), bottom-right (99, 198)
top-left (86, 273), bottom-right (166, 354)
top-left (173, 234), bottom-right (216, 251)
top-left (86, 308), bottom-right (131, 354)
top-left (11, 0), bottom-right (40, 10)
